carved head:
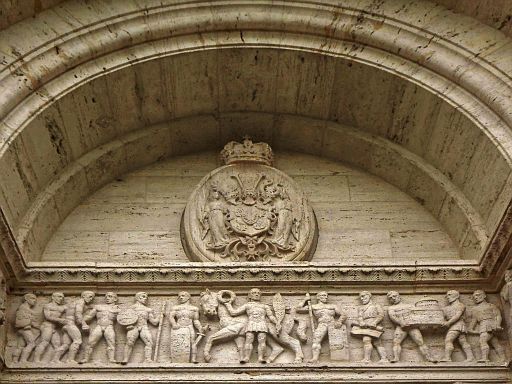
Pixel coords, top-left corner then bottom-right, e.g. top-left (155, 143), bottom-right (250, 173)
top-left (472, 290), bottom-right (487, 304)
top-left (200, 289), bottom-right (218, 318)
top-left (316, 291), bottom-right (329, 303)
top-left (178, 291), bottom-right (191, 304)
top-left (105, 292), bottom-right (118, 304)
top-left (135, 291), bottom-right (148, 304)
top-left (81, 291), bottom-right (95, 304)
top-left (387, 291), bottom-right (401, 305)
top-left (24, 293), bottom-right (37, 307)
top-left (248, 288), bottom-right (262, 302)
top-left (209, 183), bottom-right (223, 200)
top-left (446, 290), bottom-right (460, 303)
top-left (359, 291), bottom-right (372, 305)
top-left (52, 292), bottom-right (65, 305)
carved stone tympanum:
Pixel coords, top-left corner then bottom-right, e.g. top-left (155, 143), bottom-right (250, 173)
top-left (181, 138), bottom-right (318, 262)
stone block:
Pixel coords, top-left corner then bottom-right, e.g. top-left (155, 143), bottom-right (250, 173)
top-left (349, 174), bottom-right (412, 202)
top-left (146, 176), bottom-right (202, 204)
top-left (88, 176), bottom-right (146, 204)
top-left (219, 112), bottom-right (274, 144)
top-left (273, 115), bottom-right (325, 155)
top-left (121, 125), bottom-right (172, 170)
top-left (293, 175), bottom-right (350, 203)
top-left (168, 115), bottom-right (220, 156)
top-left (275, 51), bottom-right (335, 119)
top-left (218, 48), bottom-right (278, 112)
top-left (274, 152), bottom-right (353, 176)
top-left (43, 231), bottom-right (109, 262)
top-left (58, 203), bottom-right (184, 232)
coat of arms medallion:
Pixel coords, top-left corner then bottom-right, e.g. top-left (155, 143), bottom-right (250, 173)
top-left (181, 138), bottom-right (318, 262)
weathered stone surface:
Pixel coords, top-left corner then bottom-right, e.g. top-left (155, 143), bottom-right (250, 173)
top-left (42, 151), bottom-right (460, 264)
top-left (2, 289), bottom-right (509, 366)
top-left (0, 2), bottom-right (511, 383)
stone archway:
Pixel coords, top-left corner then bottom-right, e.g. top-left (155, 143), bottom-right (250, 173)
top-left (0, 1), bottom-right (512, 382)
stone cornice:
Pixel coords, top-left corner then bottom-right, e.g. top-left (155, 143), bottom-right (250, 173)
top-left (1, 363), bottom-right (509, 383)
top-left (8, 261), bottom-right (484, 288)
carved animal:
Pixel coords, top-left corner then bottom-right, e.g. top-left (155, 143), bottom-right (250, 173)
top-left (199, 289), bottom-right (286, 363)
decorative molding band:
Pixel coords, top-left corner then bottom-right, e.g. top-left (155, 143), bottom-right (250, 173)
top-left (1, 364), bottom-right (509, 383)
top-left (10, 263), bottom-right (483, 287)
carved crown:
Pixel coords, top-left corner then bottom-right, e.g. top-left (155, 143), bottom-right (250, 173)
top-left (220, 137), bottom-right (274, 166)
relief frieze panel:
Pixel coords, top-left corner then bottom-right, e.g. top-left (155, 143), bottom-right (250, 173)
top-left (2, 289), bottom-right (510, 367)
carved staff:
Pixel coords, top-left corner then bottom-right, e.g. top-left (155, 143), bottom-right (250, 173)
top-left (153, 301), bottom-right (167, 362)
top-left (306, 293), bottom-right (316, 333)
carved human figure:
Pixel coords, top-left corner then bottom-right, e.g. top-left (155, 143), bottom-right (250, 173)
top-left (266, 184), bottom-right (294, 250)
top-left (440, 290), bottom-right (474, 362)
top-left (268, 305), bottom-right (307, 363)
top-left (352, 291), bottom-right (388, 363)
top-left (224, 288), bottom-right (279, 363)
top-left (386, 291), bottom-right (434, 362)
top-left (121, 292), bottom-right (160, 364)
top-left (32, 292), bottom-right (68, 363)
top-left (297, 291), bottom-right (346, 363)
top-left (14, 293), bottom-right (39, 363)
top-left (55, 292), bottom-right (95, 363)
top-left (500, 269), bottom-right (512, 338)
top-left (168, 291), bottom-right (207, 363)
top-left (468, 290), bottom-right (505, 362)
top-left (81, 292), bottom-right (120, 363)
top-left (202, 186), bottom-right (230, 249)
top-left (76, 291), bottom-right (95, 332)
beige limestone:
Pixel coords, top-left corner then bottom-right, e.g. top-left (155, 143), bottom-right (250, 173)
top-left (2, 289), bottom-right (509, 367)
top-left (42, 151), bottom-right (460, 264)
top-left (0, 2), bottom-right (512, 382)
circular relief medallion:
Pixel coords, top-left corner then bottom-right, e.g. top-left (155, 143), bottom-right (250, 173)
top-left (181, 139), bottom-right (318, 262)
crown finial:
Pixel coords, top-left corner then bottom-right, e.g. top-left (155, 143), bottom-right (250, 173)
top-left (220, 138), bottom-right (273, 166)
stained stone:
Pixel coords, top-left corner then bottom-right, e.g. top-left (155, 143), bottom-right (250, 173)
top-left (0, 1), bottom-right (511, 383)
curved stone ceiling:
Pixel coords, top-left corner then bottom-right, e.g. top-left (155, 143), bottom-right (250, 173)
top-left (0, 0), bottom-right (511, 285)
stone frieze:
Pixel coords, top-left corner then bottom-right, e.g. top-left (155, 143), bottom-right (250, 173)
top-left (2, 289), bottom-right (509, 367)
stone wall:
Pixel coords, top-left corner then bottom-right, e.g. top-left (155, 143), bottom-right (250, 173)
top-left (42, 151), bottom-right (459, 264)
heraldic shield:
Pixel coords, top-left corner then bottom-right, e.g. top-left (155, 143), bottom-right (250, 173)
top-left (181, 138), bottom-right (318, 262)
